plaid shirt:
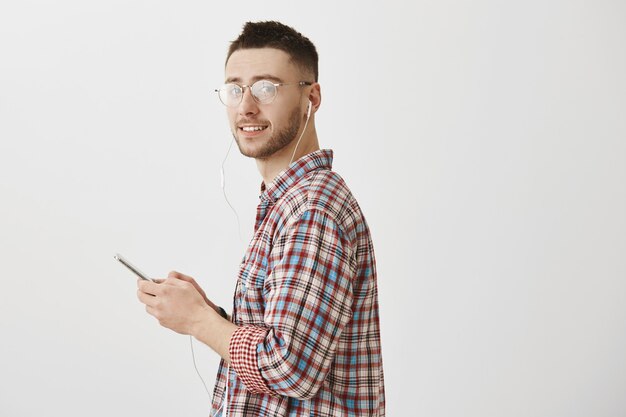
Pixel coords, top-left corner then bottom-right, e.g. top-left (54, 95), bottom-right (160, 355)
top-left (210, 149), bottom-right (385, 416)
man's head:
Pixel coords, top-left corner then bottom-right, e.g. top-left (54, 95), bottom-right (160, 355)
top-left (227, 21), bottom-right (318, 83)
top-left (220, 21), bottom-right (321, 162)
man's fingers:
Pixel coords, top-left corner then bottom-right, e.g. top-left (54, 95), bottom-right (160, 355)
top-left (145, 305), bottom-right (157, 318)
top-left (168, 270), bottom-right (184, 280)
top-left (137, 278), bottom-right (164, 286)
top-left (168, 270), bottom-right (194, 283)
top-left (137, 279), bottom-right (163, 296)
top-left (167, 271), bottom-right (209, 297)
top-left (137, 289), bottom-right (157, 307)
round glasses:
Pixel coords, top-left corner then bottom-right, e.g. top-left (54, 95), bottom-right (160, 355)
top-left (215, 80), bottom-right (313, 107)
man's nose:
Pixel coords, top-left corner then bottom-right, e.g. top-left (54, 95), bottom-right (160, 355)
top-left (238, 87), bottom-right (259, 116)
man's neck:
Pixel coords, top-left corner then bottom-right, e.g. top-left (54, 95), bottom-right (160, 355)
top-left (256, 130), bottom-right (320, 186)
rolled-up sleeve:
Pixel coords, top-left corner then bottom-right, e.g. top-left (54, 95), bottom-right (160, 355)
top-left (228, 208), bottom-right (354, 399)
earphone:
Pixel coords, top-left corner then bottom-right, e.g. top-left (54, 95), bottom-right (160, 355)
top-left (201, 97), bottom-right (313, 416)
top-left (220, 138), bottom-right (243, 243)
top-left (288, 99), bottom-right (313, 166)
top-left (213, 138), bottom-right (241, 417)
top-left (188, 140), bottom-right (240, 417)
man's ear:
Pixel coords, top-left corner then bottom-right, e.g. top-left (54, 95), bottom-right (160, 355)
top-left (308, 82), bottom-right (322, 113)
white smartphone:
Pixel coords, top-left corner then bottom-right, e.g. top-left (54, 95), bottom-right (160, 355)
top-left (114, 253), bottom-right (155, 282)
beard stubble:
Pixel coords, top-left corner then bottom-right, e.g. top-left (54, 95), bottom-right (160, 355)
top-left (233, 106), bottom-right (302, 160)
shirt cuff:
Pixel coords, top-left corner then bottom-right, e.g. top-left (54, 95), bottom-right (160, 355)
top-left (229, 325), bottom-right (274, 395)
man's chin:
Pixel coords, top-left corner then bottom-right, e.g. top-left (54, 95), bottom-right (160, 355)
top-left (233, 126), bottom-right (297, 160)
top-left (234, 138), bottom-right (271, 160)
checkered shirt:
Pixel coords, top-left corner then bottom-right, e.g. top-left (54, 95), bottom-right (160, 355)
top-left (210, 149), bottom-right (385, 416)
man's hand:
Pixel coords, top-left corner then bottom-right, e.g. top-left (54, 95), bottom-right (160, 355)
top-left (166, 271), bottom-right (221, 311)
top-left (136, 270), bottom-right (238, 363)
top-left (136, 271), bottom-right (218, 335)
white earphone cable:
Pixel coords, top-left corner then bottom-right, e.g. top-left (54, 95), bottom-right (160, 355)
top-left (190, 335), bottom-right (212, 396)
top-left (220, 138), bottom-right (243, 243)
top-left (196, 101), bottom-right (311, 416)
top-left (191, 137), bottom-right (244, 416)
top-left (288, 101), bottom-right (312, 166)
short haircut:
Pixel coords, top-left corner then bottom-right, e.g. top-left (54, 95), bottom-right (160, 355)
top-left (227, 21), bottom-right (319, 82)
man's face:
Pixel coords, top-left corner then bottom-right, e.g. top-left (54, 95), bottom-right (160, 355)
top-left (224, 48), bottom-right (309, 160)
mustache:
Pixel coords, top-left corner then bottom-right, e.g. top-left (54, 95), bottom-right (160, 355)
top-left (236, 118), bottom-right (270, 126)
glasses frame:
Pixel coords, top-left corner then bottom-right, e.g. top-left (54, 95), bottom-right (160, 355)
top-left (215, 80), bottom-right (313, 107)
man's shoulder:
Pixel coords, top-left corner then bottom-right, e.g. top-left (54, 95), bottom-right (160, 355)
top-left (306, 169), bottom-right (353, 210)
top-left (280, 168), bottom-right (361, 224)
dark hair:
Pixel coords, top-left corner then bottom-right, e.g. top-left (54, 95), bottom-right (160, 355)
top-left (227, 21), bottom-right (319, 82)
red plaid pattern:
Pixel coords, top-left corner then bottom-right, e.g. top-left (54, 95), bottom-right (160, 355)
top-left (210, 149), bottom-right (385, 416)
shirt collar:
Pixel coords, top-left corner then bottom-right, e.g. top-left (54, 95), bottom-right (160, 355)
top-left (260, 149), bottom-right (334, 203)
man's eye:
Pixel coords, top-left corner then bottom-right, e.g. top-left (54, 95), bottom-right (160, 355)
top-left (255, 83), bottom-right (274, 99)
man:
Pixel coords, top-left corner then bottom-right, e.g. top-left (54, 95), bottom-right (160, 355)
top-left (137, 21), bottom-right (385, 416)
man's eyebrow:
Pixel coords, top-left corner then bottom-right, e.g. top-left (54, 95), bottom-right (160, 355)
top-left (224, 74), bottom-right (284, 84)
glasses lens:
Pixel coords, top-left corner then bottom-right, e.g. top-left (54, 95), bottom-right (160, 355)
top-left (219, 84), bottom-right (242, 107)
top-left (251, 80), bottom-right (277, 104)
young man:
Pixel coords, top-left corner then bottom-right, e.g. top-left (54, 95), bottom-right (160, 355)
top-left (137, 21), bottom-right (385, 416)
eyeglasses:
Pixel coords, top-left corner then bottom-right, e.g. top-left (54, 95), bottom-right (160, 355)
top-left (215, 80), bottom-right (313, 107)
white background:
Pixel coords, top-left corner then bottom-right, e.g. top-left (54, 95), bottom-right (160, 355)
top-left (1, 1), bottom-right (625, 416)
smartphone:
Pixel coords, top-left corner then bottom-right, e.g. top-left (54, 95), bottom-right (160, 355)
top-left (114, 253), bottom-right (155, 282)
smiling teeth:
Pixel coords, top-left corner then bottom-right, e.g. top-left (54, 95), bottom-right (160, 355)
top-left (242, 126), bottom-right (266, 132)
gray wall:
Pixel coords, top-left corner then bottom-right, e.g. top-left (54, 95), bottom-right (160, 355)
top-left (1, 0), bottom-right (624, 415)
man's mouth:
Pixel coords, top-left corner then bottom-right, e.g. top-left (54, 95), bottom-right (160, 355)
top-left (239, 125), bottom-right (268, 132)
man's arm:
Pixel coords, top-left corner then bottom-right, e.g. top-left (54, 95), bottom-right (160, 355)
top-left (227, 208), bottom-right (355, 400)
top-left (190, 305), bottom-right (238, 364)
